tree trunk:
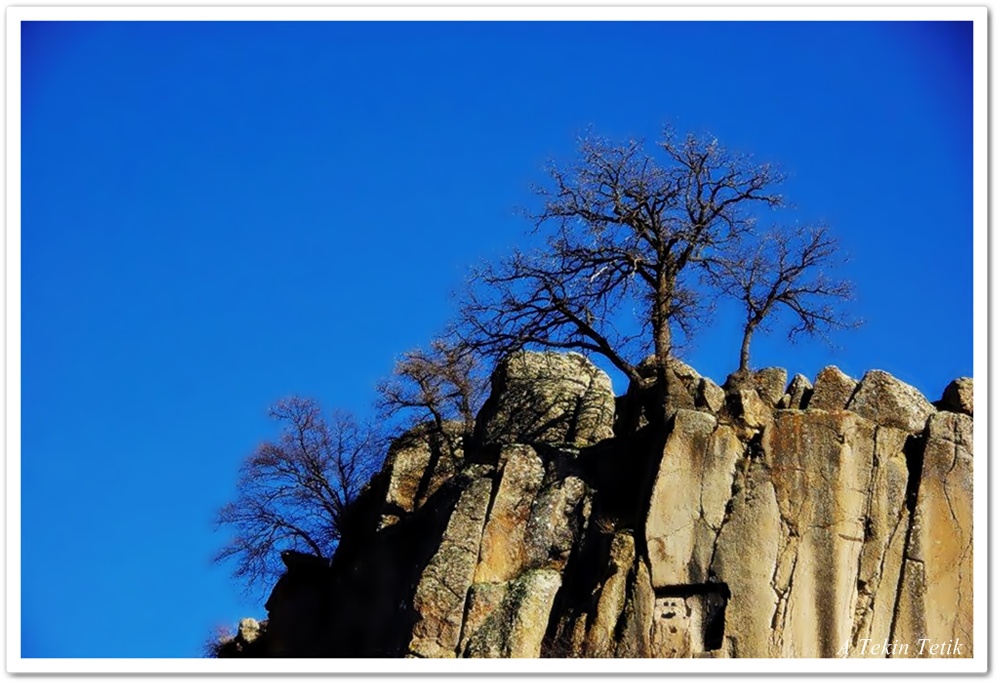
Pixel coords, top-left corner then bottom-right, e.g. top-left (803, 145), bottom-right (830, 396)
top-left (739, 326), bottom-right (754, 372)
top-left (651, 272), bottom-right (674, 425)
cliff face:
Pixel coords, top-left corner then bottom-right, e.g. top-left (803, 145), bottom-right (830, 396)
top-left (220, 352), bottom-right (974, 659)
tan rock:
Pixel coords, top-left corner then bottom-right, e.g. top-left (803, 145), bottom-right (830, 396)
top-left (733, 388), bottom-right (774, 430)
top-left (940, 377), bottom-right (973, 417)
top-left (524, 474), bottom-right (590, 571)
top-left (476, 351), bottom-right (615, 447)
top-left (847, 369), bottom-right (935, 433)
top-left (615, 559), bottom-right (655, 658)
top-left (475, 445), bottom-right (546, 583)
top-left (697, 377), bottom-right (726, 414)
top-left (808, 365), bottom-right (857, 411)
top-left (646, 410), bottom-right (742, 587)
top-left (381, 421), bottom-right (464, 526)
top-left (237, 618), bottom-right (261, 645)
top-left (754, 367), bottom-right (788, 407)
top-left (461, 569), bottom-right (562, 658)
top-left (764, 411), bottom-right (876, 658)
top-left (409, 475), bottom-right (494, 658)
top-left (785, 373), bottom-right (813, 410)
top-left (584, 531), bottom-right (635, 657)
top-left (892, 411), bottom-right (973, 657)
top-left (849, 426), bottom-right (911, 656)
top-left (710, 459), bottom-right (782, 658)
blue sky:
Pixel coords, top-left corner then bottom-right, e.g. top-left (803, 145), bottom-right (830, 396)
top-left (19, 20), bottom-right (973, 658)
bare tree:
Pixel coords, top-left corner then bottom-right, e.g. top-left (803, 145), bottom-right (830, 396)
top-left (456, 129), bottom-right (783, 419)
top-left (215, 397), bottom-right (383, 593)
top-left (376, 338), bottom-right (487, 437)
top-left (704, 225), bottom-right (859, 373)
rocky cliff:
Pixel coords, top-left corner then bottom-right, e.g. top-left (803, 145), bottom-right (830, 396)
top-left (217, 352), bottom-right (974, 659)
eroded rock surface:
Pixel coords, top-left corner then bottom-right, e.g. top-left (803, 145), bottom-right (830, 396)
top-left (475, 351), bottom-right (615, 447)
top-left (220, 354), bottom-right (975, 661)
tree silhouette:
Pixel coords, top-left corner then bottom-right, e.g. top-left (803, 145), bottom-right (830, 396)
top-left (456, 129), bottom-right (784, 420)
top-left (376, 338), bottom-right (486, 438)
top-left (704, 225), bottom-right (859, 373)
top-left (214, 397), bottom-right (383, 593)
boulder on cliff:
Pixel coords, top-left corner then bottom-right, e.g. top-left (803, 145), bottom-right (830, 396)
top-left (846, 369), bottom-right (935, 433)
top-left (939, 377), bottom-right (973, 416)
top-left (474, 350), bottom-right (615, 448)
top-left (806, 365), bottom-right (857, 410)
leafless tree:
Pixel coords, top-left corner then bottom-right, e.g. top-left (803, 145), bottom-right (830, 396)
top-left (214, 397), bottom-right (383, 593)
top-left (704, 225), bottom-right (859, 373)
top-left (456, 129), bottom-right (783, 419)
top-left (376, 338), bottom-right (487, 437)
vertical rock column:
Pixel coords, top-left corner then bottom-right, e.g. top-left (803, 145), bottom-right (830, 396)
top-left (891, 411), bottom-right (974, 657)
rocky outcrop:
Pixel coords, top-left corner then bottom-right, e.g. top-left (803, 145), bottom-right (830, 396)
top-left (475, 351), bottom-right (615, 448)
top-left (939, 377), bottom-right (973, 417)
top-left (847, 370), bottom-right (935, 433)
top-left (807, 365), bottom-right (857, 411)
top-left (219, 356), bottom-right (974, 660)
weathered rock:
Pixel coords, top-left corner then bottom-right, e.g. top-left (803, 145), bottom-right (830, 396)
top-left (664, 357), bottom-right (702, 411)
top-left (584, 531), bottom-right (635, 657)
top-left (711, 410), bottom-right (887, 657)
top-left (697, 377), bottom-right (726, 414)
top-left (476, 351), bottom-right (615, 447)
top-left (754, 367), bottom-right (788, 407)
top-left (409, 474), bottom-right (494, 658)
top-left (892, 411), bottom-right (973, 657)
top-left (784, 373), bottom-right (813, 410)
top-left (847, 370), bottom-right (935, 434)
top-left (646, 411), bottom-right (740, 587)
top-left (731, 388), bottom-right (774, 430)
top-left (218, 353), bottom-right (975, 662)
top-left (461, 569), bottom-right (562, 658)
top-left (849, 426), bottom-right (910, 656)
top-left (380, 421), bottom-right (465, 528)
top-left (807, 365), bottom-right (857, 410)
top-left (940, 377), bottom-right (973, 417)
top-left (615, 558), bottom-right (656, 658)
top-left (237, 618), bottom-right (261, 645)
top-left (475, 445), bottom-right (546, 583)
top-left (524, 473), bottom-right (590, 571)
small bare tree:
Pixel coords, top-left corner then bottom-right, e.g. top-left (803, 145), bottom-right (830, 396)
top-left (376, 338), bottom-right (486, 437)
top-left (215, 397), bottom-right (383, 593)
top-left (704, 225), bottom-right (859, 373)
top-left (456, 129), bottom-right (783, 420)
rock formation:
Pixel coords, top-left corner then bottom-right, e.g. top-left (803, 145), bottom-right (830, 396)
top-left (216, 351), bottom-right (974, 659)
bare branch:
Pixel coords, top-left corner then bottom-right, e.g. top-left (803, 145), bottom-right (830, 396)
top-left (214, 397), bottom-right (383, 595)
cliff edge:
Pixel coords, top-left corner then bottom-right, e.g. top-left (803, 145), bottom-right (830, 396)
top-left (216, 352), bottom-right (974, 659)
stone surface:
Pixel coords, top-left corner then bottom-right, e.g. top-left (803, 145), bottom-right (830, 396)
top-left (807, 365), bottom-right (857, 411)
top-left (408, 475), bottom-right (494, 658)
top-left (784, 373), bottom-right (813, 410)
top-left (476, 351), bottom-right (615, 447)
top-left (732, 388), bottom-right (774, 430)
top-left (381, 421), bottom-right (464, 528)
top-left (584, 531), bottom-right (635, 657)
top-left (697, 377), bottom-right (726, 414)
top-left (892, 411), bottom-right (973, 657)
top-left (646, 411), bottom-right (740, 587)
top-left (475, 445), bottom-right (546, 583)
top-left (940, 377), bottom-right (973, 417)
top-left (237, 618), bottom-right (261, 645)
top-left (754, 367), bottom-right (788, 407)
top-left (219, 353), bottom-right (974, 662)
top-left (461, 570), bottom-right (562, 658)
top-left (847, 370), bottom-right (935, 434)
top-left (523, 474), bottom-right (590, 572)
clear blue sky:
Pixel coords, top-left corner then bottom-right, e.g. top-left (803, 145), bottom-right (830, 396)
top-left (20, 20), bottom-right (972, 658)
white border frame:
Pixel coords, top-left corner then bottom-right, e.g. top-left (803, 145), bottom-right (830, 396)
top-left (5, 4), bottom-right (989, 675)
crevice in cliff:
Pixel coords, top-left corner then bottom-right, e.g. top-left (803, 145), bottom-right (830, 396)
top-left (886, 431), bottom-right (928, 647)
